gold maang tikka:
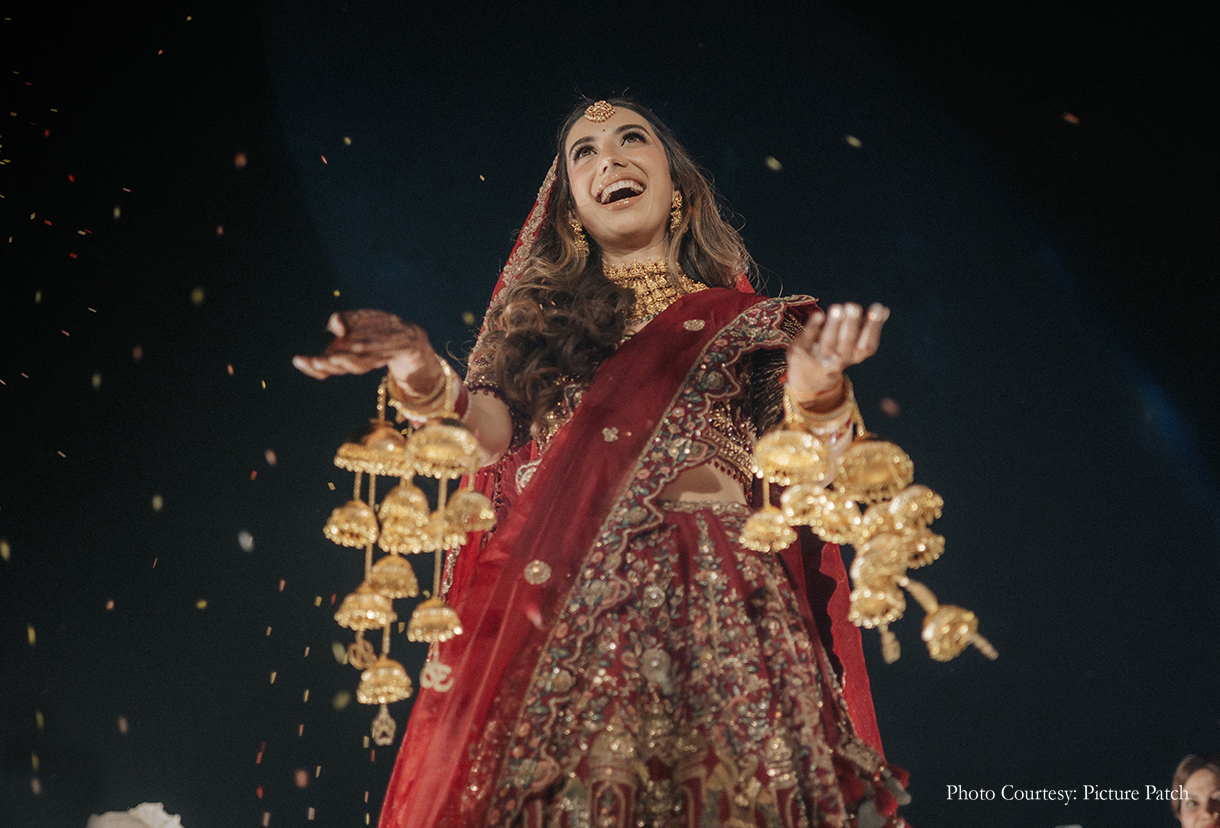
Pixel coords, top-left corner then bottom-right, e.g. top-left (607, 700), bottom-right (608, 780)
top-left (584, 100), bottom-right (616, 123)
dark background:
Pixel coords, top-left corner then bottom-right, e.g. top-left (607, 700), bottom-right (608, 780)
top-left (2, 2), bottom-right (1216, 827)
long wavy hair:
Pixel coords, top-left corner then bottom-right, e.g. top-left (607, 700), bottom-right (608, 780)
top-left (481, 98), bottom-right (756, 431)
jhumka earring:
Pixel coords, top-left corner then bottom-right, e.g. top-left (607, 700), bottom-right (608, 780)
top-left (570, 218), bottom-right (589, 255)
top-left (670, 190), bottom-right (683, 232)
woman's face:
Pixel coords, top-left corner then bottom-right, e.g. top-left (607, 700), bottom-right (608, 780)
top-left (1180, 768), bottom-right (1220, 828)
top-left (564, 106), bottom-right (674, 260)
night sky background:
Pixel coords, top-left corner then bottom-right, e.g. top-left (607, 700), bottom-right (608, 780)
top-left (2, 2), bottom-right (1217, 827)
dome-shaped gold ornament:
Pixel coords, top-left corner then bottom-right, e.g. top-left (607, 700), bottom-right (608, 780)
top-left (407, 418), bottom-right (480, 480)
top-left (782, 486), bottom-right (863, 545)
top-left (334, 421), bottom-right (415, 478)
top-left (739, 505), bottom-right (798, 553)
top-left (847, 585), bottom-right (905, 629)
top-left (833, 440), bottom-right (914, 504)
top-left (377, 512), bottom-right (435, 554)
top-left (378, 481), bottom-right (431, 525)
top-left (356, 655), bottom-right (414, 705)
top-left (366, 553), bottom-right (420, 599)
top-left (445, 489), bottom-right (496, 534)
top-left (323, 500), bottom-right (379, 548)
top-left (850, 537), bottom-right (910, 589)
top-left (751, 428), bottom-right (830, 487)
top-left (921, 605), bottom-right (998, 662)
top-left (406, 597), bottom-right (463, 643)
top-left (861, 484), bottom-right (943, 538)
top-left (334, 583), bottom-right (397, 631)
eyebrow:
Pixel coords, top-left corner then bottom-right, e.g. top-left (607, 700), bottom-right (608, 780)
top-left (568, 123), bottom-right (650, 156)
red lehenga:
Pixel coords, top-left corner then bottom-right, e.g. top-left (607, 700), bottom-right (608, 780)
top-left (377, 285), bottom-right (909, 828)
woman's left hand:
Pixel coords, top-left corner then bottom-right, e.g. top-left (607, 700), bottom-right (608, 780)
top-left (786, 302), bottom-right (889, 410)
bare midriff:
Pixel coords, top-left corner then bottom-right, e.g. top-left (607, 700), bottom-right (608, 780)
top-left (658, 462), bottom-right (748, 505)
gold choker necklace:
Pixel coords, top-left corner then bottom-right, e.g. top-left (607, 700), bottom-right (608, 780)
top-left (603, 259), bottom-right (708, 327)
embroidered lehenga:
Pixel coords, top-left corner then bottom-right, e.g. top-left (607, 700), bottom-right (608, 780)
top-left (378, 169), bottom-right (907, 828)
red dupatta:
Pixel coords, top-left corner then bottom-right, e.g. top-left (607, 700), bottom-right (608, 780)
top-left (378, 288), bottom-right (883, 828)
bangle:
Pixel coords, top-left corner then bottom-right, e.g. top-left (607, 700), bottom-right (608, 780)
top-left (784, 376), bottom-right (856, 435)
top-left (388, 359), bottom-right (464, 423)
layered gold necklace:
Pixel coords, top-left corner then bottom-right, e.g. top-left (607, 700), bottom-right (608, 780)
top-left (603, 259), bottom-right (708, 327)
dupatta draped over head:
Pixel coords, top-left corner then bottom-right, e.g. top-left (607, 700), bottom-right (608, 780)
top-left (378, 158), bottom-right (893, 828)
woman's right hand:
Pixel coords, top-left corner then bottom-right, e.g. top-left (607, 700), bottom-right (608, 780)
top-left (292, 310), bottom-right (443, 395)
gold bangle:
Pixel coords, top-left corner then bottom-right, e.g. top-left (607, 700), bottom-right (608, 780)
top-left (784, 376), bottom-right (856, 432)
top-left (388, 359), bottom-right (460, 420)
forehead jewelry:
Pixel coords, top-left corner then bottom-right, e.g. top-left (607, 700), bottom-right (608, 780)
top-left (584, 100), bottom-right (616, 123)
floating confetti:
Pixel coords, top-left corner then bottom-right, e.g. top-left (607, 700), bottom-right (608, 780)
top-left (303, 646), bottom-right (309, 657)
top-left (327, 482), bottom-right (335, 491)
top-left (250, 470), bottom-right (258, 480)
top-left (307, 807), bottom-right (315, 820)
top-left (34, 290), bottom-right (41, 303)
top-left (461, 310), bottom-right (476, 325)
top-left (35, 710), bottom-right (43, 730)
top-left (320, 155), bottom-right (327, 164)
top-left (27, 624), bottom-right (35, 645)
top-left (1063, 112), bottom-right (1080, 125)
top-left (331, 642), bottom-right (346, 663)
top-left (152, 494), bottom-right (164, 511)
top-left (31, 753), bottom-right (39, 771)
top-left (270, 671), bottom-right (277, 684)
top-left (266, 627), bottom-right (272, 636)
top-left (113, 206), bottom-right (121, 219)
top-left (234, 152), bottom-right (248, 169)
top-left (91, 372), bottom-right (102, 389)
top-left (262, 812), bottom-right (270, 827)
top-left (133, 345), bottom-right (143, 362)
top-left (343, 136), bottom-right (352, 146)
top-left (314, 596), bottom-right (322, 606)
top-left (227, 364), bottom-right (234, 375)
top-left (333, 690), bottom-right (352, 710)
top-left (333, 289), bottom-right (340, 297)
top-left (316, 766), bottom-right (321, 777)
top-left (363, 736), bottom-right (369, 749)
top-left (191, 286), bottom-right (205, 305)
top-left (479, 174), bottom-right (485, 181)
top-left (846, 135), bottom-right (862, 148)
top-left (31, 778), bottom-right (41, 795)
top-left (295, 769), bottom-right (309, 788)
top-left (298, 724), bottom-right (304, 736)
top-left (196, 599), bottom-right (208, 610)
top-left (264, 449), bottom-right (277, 466)
top-left (261, 380), bottom-right (266, 389)
top-left (118, 716), bottom-right (129, 734)
top-left (1, 539), bottom-right (10, 561)
top-left (880, 397), bottom-right (901, 417)
top-left (278, 579), bottom-right (285, 591)
top-left (764, 156), bottom-right (782, 171)
top-left (238, 530), bottom-right (255, 552)
top-left (106, 599), bottom-right (115, 610)
top-left (257, 786), bottom-right (263, 799)
top-left (216, 225), bottom-right (224, 236)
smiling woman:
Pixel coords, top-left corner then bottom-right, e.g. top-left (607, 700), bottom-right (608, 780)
top-left (296, 97), bottom-right (901, 828)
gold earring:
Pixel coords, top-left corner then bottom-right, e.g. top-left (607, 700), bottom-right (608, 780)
top-left (570, 218), bottom-right (589, 255)
top-left (670, 191), bottom-right (683, 232)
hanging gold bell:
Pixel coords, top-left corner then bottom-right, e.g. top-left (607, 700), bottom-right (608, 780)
top-left (850, 536), bottom-right (910, 589)
top-left (445, 489), bottom-right (496, 534)
top-left (921, 604), bottom-right (998, 661)
top-left (366, 553), bottom-right (420, 599)
top-left (751, 428), bottom-right (830, 486)
top-left (406, 597), bottom-right (463, 643)
top-left (334, 583), bottom-right (397, 631)
top-left (356, 655), bottom-right (414, 704)
top-left (407, 418), bottom-right (480, 480)
top-left (833, 440), bottom-right (914, 504)
top-left (782, 486), bottom-right (863, 545)
top-left (861, 484), bottom-right (943, 538)
top-left (378, 481), bottom-right (431, 525)
top-left (334, 420), bottom-right (415, 478)
top-left (739, 505), bottom-right (798, 553)
top-left (378, 512), bottom-right (434, 554)
top-left (847, 585), bottom-right (906, 629)
top-left (323, 500), bottom-right (379, 548)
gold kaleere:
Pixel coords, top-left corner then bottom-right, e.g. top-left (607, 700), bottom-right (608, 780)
top-left (366, 553), bottom-right (420, 599)
top-left (744, 374), bottom-right (994, 665)
top-left (445, 489), bottom-right (496, 533)
top-left (323, 498), bottom-right (379, 548)
top-left (407, 418), bottom-right (479, 480)
top-left (357, 655), bottom-right (414, 705)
